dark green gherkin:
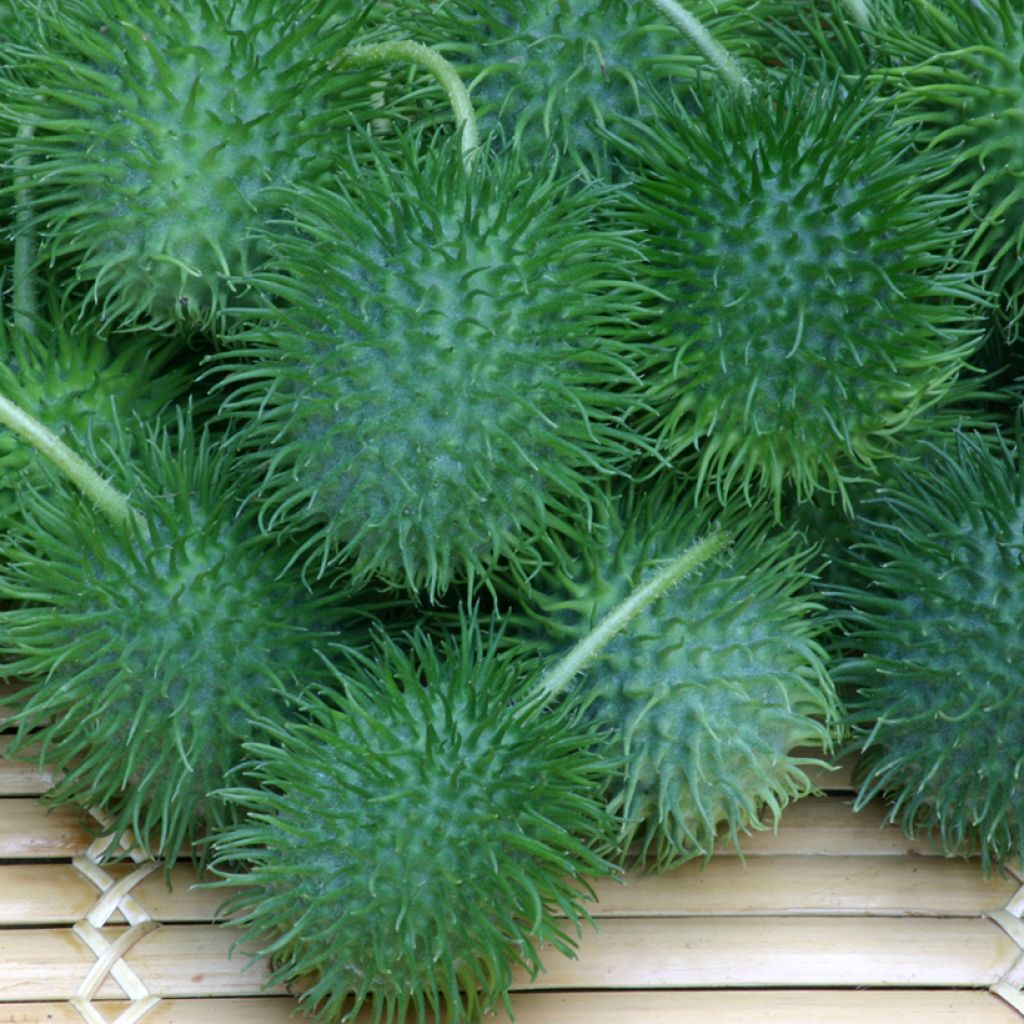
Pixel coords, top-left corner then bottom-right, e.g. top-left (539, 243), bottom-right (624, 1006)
top-left (835, 428), bottom-right (1024, 872)
top-left (213, 615), bottom-right (618, 1024)
top-left (615, 75), bottom-right (987, 512)
top-left (215, 140), bottom-right (649, 597)
top-left (0, 415), bottom-right (378, 866)
top-left (0, 0), bottom-right (386, 329)
top-left (523, 480), bottom-right (838, 869)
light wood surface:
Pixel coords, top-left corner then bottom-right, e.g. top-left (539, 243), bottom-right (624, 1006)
top-left (0, 991), bottom-right (1020, 1024)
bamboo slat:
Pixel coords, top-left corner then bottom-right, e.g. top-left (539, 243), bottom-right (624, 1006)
top-left (0, 798), bottom-right (92, 857)
top-left (586, 855), bottom-right (1017, 917)
top-left (0, 738), bottom-right (58, 795)
top-left (3, 917), bottom-right (1019, 1002)
top-left (5, 916), bottom-right (1017, 1001)
top-left (2, 853), bottom-right (1011, 928)
top-left (0, 863), bottom-right (231, 925)
top-left (1, 991), bottom-right (1020, 1024)
top-left (505, 916), bottom-right (1021, 990)
top-left (0, 925), bottom-right (285, 1000)
top-left (0, 795), bottom-right (926, 861)
top-left (728, 796), bottom-right (931, 856)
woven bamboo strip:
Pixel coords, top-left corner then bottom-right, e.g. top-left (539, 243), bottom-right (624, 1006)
top-left (0, 925), bottom-right (285, 1000)
top-left (2, 854), bottom-right (1010, 927)
top-left (727, 797), bottom-right (931, 856)
top-left (1, 992), bottom-right (1020, 1024)
top-left (0, 1000), bottom-right (300, 1024)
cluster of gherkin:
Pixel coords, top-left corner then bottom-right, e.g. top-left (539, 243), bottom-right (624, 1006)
top-left (0, 0), bottom-right (1022, 1020)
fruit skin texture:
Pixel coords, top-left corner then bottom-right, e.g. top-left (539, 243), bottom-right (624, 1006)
top-left (0, 284), bottom-right (191, 525)
top-left (521, 479), bottom-right (838, 869)
top-left (865, 0), bottom-right (1024, 335)
top-left (834, 429), bottom-right (1024, 872)
top-left (215, 141), bottom-right (648, 597)
top-left (213, 615), bottom-right (618, 1024)
top-left (0, 416), bottom-right (365, 866)
top-left (389, 0), bottom-right (770, 171)
top-left (0, 0), bottom-right (381, 329)
top-left (614, 75), bottom-right (986, 512)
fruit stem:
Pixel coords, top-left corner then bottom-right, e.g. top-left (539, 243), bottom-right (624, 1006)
top-left (336, 41), bottom-right (478, 164)
top-left (533, 529), bottom-right (729, 704)
top-left (0, 392), bottom-right (142, 533)
top-left (13, 122), bottom-right (38, 337)
top-left (645, 0), bottom-right (752, 96)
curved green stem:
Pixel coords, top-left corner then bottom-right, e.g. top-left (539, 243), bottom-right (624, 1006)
top-left (337, 40), bottom-right (478, 165)
top-left (13, 122), bottom-right (38, 337)
top-left (533, 529), bottom-right (729, 705)
top-left (646, 0), bottom-right (753, 97)
top-left (0, 392), bottom-right (141, 533)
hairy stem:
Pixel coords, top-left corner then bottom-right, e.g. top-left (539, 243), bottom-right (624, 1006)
top-left (337, 40), bottom-right (478, 164)
top-left (13, 122), bottom-right (38, 337)
top-left (646, 0), bottom-right (752, 96)
top-left (534, 529), bottom-right (729, 704)
top-left (0, 392), bottom-right (141, 533)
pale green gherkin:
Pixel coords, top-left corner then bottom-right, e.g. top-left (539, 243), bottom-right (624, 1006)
top-left (215, 140), bottom-right (649, 597)
top-left (523, 480), bottom-right (839, 869)
top-left (0, 0), bottom-right (386, 329)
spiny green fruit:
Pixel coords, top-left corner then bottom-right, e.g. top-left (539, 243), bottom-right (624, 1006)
top-left (0, 0), bottom-right (387, 330)
top-left (213, 614), bottom-right (618, 1024)
top-left (863, 0), bottom-right (1024, 335)
top-left (389, 0), bottom-right (772, 171)
top-left (215, 139), bottom-right (649, 597)
top-left (833, 427), bottom-right (1024, 872)
top-left (614, 74), bottom-right (987, 512)
top-left (0, 413), bottom-right (378, 866)
top-left (0, 282), bottom-right (191, 525)
top-left (520, 478), bottom-right (838, 869)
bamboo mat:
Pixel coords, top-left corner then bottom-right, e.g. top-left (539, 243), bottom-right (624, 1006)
top-left (3, 684), bottom-right (1024, 1023)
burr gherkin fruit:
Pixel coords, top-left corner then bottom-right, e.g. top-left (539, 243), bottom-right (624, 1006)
top-left (835, 428), bottom-right (1024, 872)
top-left (615, 75), bottom-right (986, 511)
top-left (0, 0), bottom-right (387, 329)
top-left (216, 140), bottom-right (649, 597)
top-left (523, 480), bottom-right (838, 869)
top-left (213, 615), bottom-right (618, 1024)
top-left (0, 414), bottom-right (378, 866)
